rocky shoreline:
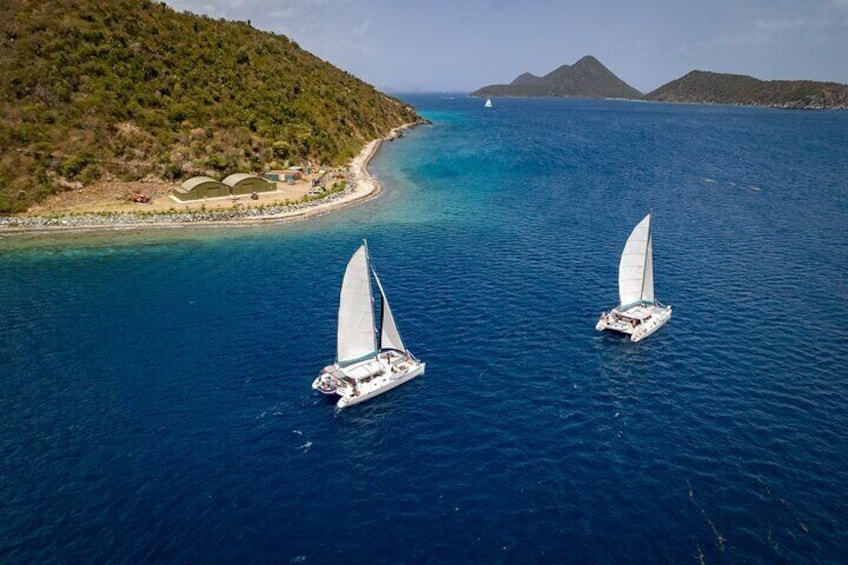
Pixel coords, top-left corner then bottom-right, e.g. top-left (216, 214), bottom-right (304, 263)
top-left (0, 186), bottom-right (359, 231)
top-left (0, 122), bottom-right (423, 235)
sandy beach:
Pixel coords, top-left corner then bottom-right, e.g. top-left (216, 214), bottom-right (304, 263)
top-left (0, 123), bottom-right (419, 235)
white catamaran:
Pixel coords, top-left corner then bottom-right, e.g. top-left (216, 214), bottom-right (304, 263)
top-left (312, 241), bottom-right (425, 408)
top-left (596, 213), bottom-right (672, 342)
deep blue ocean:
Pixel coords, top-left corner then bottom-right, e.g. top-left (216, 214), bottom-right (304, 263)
top-left (2, 96), bottom-right (847, 563)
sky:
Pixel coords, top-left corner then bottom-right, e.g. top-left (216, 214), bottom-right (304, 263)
top-left (164, 0), bottom-right (848, 93)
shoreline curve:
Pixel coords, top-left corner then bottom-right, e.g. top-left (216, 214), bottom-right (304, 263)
top-left (0, 121), bottom-right (423, 236)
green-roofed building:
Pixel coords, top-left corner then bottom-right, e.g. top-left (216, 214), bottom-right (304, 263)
top-left (222, 173), bottom-right (276, 196)
top-left (172, 176), bottom-right (229, 201)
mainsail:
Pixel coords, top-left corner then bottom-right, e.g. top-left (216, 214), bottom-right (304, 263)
top-left (618, 213), bottom-right (654, 309)
top-left (337, 245), bottom-right (377, 364)
top-left (371, 267), bottom-right (406, 352)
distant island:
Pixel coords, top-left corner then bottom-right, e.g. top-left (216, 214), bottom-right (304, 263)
top-left (0, 0), bottom-right (421, 214)
top-left (645, 70), bottom-right (848, 109)
top-left (472, 55), bottom-right (642, 100)
top-left (473, 55), bottom-right (848, 110)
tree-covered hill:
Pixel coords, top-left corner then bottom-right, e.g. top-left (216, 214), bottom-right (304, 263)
top-left (0, 0), bottom-right (419, 213)
top-left (471, 56), bottom-right (642, 100)
top-left (646, 70), bottom-right (848, 109)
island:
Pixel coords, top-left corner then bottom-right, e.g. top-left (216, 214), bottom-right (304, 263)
top-left (471, 55), bottom-right (642, 100)
top-left (473, 55), bottom-right (848, 110)
top-left (645, 70), bottom-right (848, 109)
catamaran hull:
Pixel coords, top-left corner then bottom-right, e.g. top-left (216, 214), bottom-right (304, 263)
top-left (337, 363), bottom-right (425, 408)
top-left (596, 305), bottom-right (672, 342)
top-left (629, 307), bottom-right (671, 342)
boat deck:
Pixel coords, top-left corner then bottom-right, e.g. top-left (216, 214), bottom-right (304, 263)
top-left (596, 303), bottom-right (672, 341)
top-left (312, 350), bottom-right (423, 407)
top-left (617, 305), bottom-right (655, 321)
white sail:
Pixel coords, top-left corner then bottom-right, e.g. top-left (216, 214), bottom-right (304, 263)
top-left (337, 245), bottom-right (376, 364)
top-left (618, 214), bottom-right (654, 309)
top-left (484, 98), bottom-right (493, 108)
top-left (371, 267), bottom-right (406, 352)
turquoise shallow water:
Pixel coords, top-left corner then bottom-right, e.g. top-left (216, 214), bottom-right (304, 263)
top-left (1, 96), bottom-right (847, 562)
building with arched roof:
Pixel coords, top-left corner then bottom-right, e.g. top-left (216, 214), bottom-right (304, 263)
top-left (222, 173), bottom-right (275, 196)
top-left (172, 176), bottom-right (229, 201)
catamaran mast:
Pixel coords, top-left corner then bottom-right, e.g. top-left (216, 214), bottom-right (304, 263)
top-left (362, 238), bottom-right (378, 349)
top-left (641, 213), bottom-right (652, 305)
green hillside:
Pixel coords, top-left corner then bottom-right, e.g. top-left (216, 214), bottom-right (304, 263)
top-left (0, 0), bottom-right (419, 213)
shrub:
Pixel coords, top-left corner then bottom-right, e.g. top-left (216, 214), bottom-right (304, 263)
top-left (58, 154), bottom-right (91, 179)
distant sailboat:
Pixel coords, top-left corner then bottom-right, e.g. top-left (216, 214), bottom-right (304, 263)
top-left (484, 98), bottom-right (493, 108)
top-left (312, 241), bottom-right (425, 408)
top-left (596, 213), bottom-right (672, 342)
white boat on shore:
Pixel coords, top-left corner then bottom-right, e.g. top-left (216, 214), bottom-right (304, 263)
top-left (596, 213), bottom-right (671, 342)
top-left (484, 97), bottom-right (493, 108)
top-left (312, 241), bottom-right (425, 408)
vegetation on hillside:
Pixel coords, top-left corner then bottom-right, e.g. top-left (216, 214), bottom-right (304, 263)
top-left (646, 70), bottom-right (848, 109)
top-left (0, 0), bottom-right (419, 213)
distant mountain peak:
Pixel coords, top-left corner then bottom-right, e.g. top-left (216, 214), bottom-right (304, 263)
top-left (511, 72), bottom-right (542, 86)
top-left (544, 63), bottom-right (573, 77)
top-left (472, 55), bottom-right (641, 100)
top-left (574, 55), bottom-right (601, 66)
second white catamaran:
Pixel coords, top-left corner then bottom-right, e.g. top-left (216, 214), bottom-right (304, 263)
top-left (596, 213), bottom-right (672, 342)
top-left (312, 241), bottom-right (425, 408)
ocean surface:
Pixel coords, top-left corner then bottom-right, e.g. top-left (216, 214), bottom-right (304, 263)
top-left (2, 96), bottom-right (847, 563)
